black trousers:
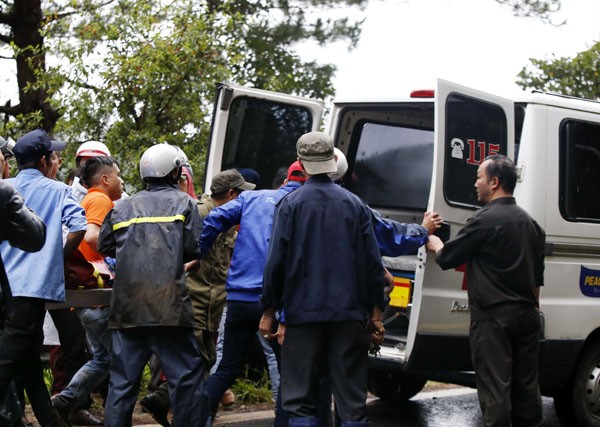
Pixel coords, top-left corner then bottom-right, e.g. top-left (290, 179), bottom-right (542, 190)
top-left (0, 297), bottom-right (60, 427)
top-left (282, 321), bottom-right (369, 423)
top-left (470, 308), bottom-right (542, 427)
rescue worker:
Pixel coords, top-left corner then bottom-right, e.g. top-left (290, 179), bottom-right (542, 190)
top-left (140, 169), bottom-right (254, 427)
top-left (98, 144), bottom-right (207, 427)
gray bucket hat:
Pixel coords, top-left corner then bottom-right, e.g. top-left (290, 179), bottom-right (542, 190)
top-left (296, 131), bottom-right (336, 175)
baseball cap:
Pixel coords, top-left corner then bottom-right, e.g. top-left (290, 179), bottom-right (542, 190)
top-left (210, 169), bottom-right (256, 194)
top-left (13, 129), bottom-right (66, 165)
top-left (296, 131), bottom-right (336, 175)
top-left (287, 161), bottom-right (306, 182)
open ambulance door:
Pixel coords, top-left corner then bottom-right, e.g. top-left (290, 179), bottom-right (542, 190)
top-left (204, 83), bottom-right (325, 192)
top-left (405, 79), bottom-right (514, 372)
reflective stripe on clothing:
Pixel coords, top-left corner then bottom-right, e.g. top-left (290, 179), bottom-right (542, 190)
top-left (112, 214), bottom-right (185, 231)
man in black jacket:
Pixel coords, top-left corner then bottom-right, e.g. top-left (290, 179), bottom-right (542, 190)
top-left (261, 131), bottom-right (385, 427)
top-left (427, 154), bottom-right (545, 427)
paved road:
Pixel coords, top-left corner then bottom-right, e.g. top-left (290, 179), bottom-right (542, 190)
top-left (195, 387), bottom-right (565, 427)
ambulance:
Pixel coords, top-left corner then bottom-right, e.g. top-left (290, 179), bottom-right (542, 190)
top-left (203, 79), bottom-right (600, 427)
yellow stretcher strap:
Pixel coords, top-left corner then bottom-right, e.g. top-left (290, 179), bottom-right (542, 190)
top-left (112, 214), bottom-right (186, 231)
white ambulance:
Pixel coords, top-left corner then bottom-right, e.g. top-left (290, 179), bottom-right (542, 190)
top-left (204, 80), bottom-right (600, 427)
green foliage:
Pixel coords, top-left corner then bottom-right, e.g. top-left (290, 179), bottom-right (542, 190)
top-left (0, 0), bottom-right (367, 190)
top-left (516, 40), bottom-right (600, 100)
top-left (495, 0), bottom-right (563, 24)
top-left (230, 368), bottom-right (273, 404)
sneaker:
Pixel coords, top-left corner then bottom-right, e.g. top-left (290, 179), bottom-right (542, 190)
top-left (140, 394), bottom-right (171, 427)
top-left (50, 395), bottom-right (72, 426)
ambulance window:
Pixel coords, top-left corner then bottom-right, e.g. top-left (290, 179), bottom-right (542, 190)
top-left (345, 122), bottom-right (434, 210)
top-left (560, 119), bottom-right (600, 222)
top-left (444, 93), bottom-right (508, 208)
top-left (221, 96), bottom-right (313, 189)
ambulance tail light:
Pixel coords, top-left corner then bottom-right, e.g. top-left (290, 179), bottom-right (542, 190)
top-left (410, 90), bottom-right (435, 98)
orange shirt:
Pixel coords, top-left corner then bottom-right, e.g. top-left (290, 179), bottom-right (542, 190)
top-left (79, 188), bottom-right (114, 261)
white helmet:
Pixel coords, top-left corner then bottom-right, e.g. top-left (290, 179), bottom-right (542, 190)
top-left (176, 147), bottom-right (193, 175)
top-left (330, 147), bottom-right (348, 182)
top-left (139, 143), bottom-right (185, 180)
top-left (76, 141), bottom-right (111, 158)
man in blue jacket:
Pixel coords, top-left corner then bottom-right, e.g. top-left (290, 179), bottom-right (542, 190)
top-left (199, 163), bottom-right (304, 422)
top-left (0, 129), bottom-right (86, 427)
top-left (261, 131), bottom-right (385, 427)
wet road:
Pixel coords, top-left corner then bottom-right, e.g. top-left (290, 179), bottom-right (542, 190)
top-left (367, 388), bottom-right (562, 426)
top-left (216, 387), bottom-right (564, 426)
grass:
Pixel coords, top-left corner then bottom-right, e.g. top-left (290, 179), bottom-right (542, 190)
top-left (41, 357), bottom-right (272, 406)
top-left (230, 368), bottom-right (273, 404)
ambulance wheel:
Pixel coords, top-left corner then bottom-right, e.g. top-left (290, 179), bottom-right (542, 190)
top-left (556, 340), bottom-right (600, 427)
top-left (367, 370), bottom-right (426, 401)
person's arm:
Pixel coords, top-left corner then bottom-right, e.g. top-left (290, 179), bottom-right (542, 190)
top-left (370, 207), bottom-right (432, 256)
top-left (534, 221), bottom-right (546, 307)
top-left (1, 181), bottom-right (46, 252)
top-left (183, 199), bottom-right (203, 262)
top-left (83, 223), bottom-right (101, 249)
top-left (61, 186), bottom-right (87, 261)
top-left (421, 211), bottom-right (444, 235)
top-left (362, 205), bottom-right (386, 312)
top-left (369, 305), bottom-right (385, 345)
top-left (429, 213), bottom-right (486, 270)
top-left (97, 210), bottom-right (117, 257)
top-left (199, 196), bottom-right (243, 254)
top-left (262, 201), bottom-right (291, 311)
top-left (64, 230), bottom-right (85, 262)
top-left (259, 307), bottom-right (277, 341)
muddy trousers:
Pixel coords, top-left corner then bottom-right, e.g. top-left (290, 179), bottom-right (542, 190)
top-left (104, 327), bottom-right (209, 427)
top-left (470, 308), bottom-right (542, 427)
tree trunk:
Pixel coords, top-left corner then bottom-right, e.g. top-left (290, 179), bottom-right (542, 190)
top-left (11, 0), bottom-right (60, 131)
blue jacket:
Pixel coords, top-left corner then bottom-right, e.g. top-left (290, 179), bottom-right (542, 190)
top-left (262, 175), bottom-right (385, 325)
top-left (0, 170), bottom-right (86, 302)
top-left (199, 181), bottom-right (301, 302)
top-left (370, 208), bottom-right (428, 257)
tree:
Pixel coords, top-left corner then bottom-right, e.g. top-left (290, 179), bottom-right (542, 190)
top-left (516, 41), bottom-right (600, 100)
top-left (0, 0), bottom-right (564, 188)
top-left (0, 0), bottom-right (61, 131)
top-left (494, 0), bottom-right (562, 24)
top-left (0, 0), bottom-right (368, 188)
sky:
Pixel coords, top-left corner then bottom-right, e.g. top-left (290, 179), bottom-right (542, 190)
top-left (297, 0), bottom-right (600, 100)
top-left (1, 0), bottom-right (598, 107)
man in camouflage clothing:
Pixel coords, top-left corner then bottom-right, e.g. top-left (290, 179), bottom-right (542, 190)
top-left (188, 170), bottom-right (255, 367)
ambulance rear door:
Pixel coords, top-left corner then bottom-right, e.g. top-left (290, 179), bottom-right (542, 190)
top-left (204, 83), bottom-right (325, 191)
top-left (405, 79), bottom-right (515, 371)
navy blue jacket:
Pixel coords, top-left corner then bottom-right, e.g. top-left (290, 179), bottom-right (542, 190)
top-left (262, 175), bottom-right (385, 325)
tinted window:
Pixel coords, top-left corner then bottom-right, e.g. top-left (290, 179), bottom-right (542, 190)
top-left (221, 96), bottom-right (313, 188)
top-left (444, 93), bottom-right (508, 208)
top-left (560, 119), bottom-right (600, 222)
top-left (345, 122), bottom-right (434, 210)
